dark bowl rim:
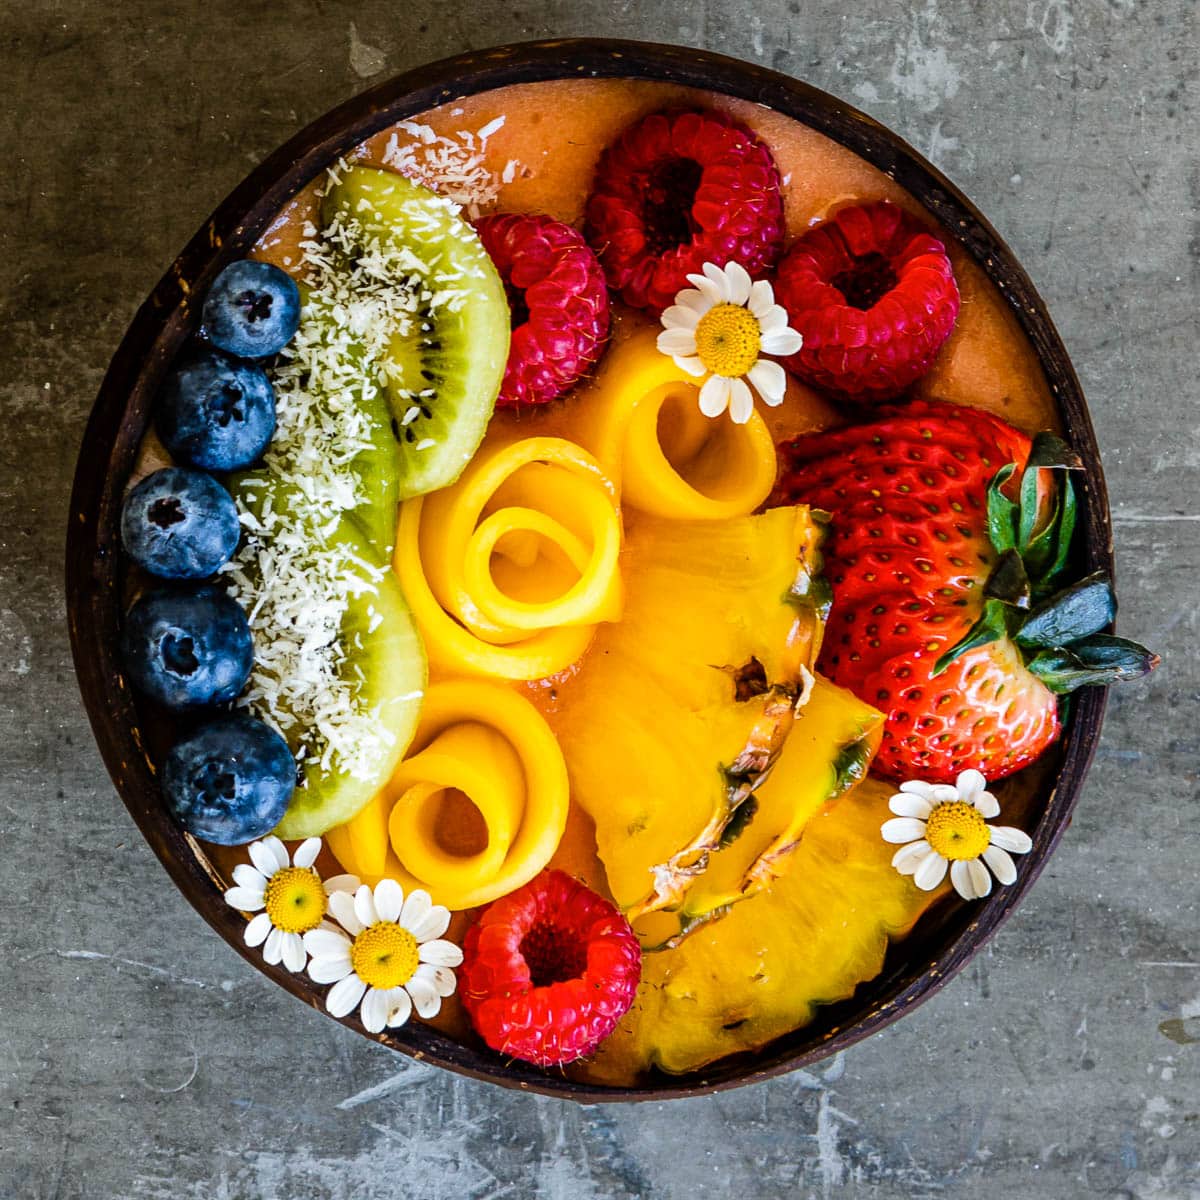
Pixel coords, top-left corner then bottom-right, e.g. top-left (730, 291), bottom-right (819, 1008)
top-left (65, 36), bottom-right (1112, 1103)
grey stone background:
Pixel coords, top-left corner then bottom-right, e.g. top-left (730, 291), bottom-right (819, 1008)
top-left (3, 1), bottom-right (1196, 1196)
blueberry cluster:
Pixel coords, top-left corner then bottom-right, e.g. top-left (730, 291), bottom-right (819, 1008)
top-left (120, 260), bottom-right (301, 847)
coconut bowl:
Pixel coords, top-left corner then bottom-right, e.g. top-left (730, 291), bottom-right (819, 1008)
top-left (65, 38), bottom-right (1110, 1101)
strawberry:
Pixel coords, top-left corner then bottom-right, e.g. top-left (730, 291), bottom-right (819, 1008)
top-left (774, 400), bottom-right (1158, 783)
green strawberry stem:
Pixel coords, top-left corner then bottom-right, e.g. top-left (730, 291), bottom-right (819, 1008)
top-left (933, 437), bottom-right (1159, 690)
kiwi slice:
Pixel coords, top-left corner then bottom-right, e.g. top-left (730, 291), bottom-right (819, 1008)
top-left (228, 473), bottom-right (427, 838)
top-left (321, 168), bottom-right (510, 500)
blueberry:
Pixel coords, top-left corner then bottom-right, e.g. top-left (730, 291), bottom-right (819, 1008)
top-left (120, 467), bottom-right (241, 579)
top-left (162, 715), bottom-right (295, 845)
top-left (121, 585), bottom-right (253, 709)
top-left (157, 348), bottom-right (276, 471)
top-left (202, 260), bottom-right (300, 359)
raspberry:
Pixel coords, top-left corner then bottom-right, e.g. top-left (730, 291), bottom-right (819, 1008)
top-left (474, 213), bottom-right (610, 408)
top-left (460, 870), bottom-right (641, 1067)
top-left (584, 109), bottom-right (785, 314)
top-left (772, 201), bottom-right (960, 401)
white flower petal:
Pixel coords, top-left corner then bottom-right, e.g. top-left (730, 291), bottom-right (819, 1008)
top-left (760, 328), bottom-right (803, 356)
top-left (244, 912), bottom-right (274, 948)
top-left (913, 851), bottom-right (949, 891)
top-left (686, 270), bottom-right (725, 305)
top-left (698, 374), bottom-right (731, 418)
top-left (249, 839), bottom-right (283, 877)
top-left (224, 886), bottom-right (266, 912)
top-left (304, 927), bottom-right (352, 959)
top-left (989, 825), bottom-right (1033, 855)
top-left (747, 358), bottom-right (787, 405)
top-left (881, 816), bottom-right (928, 844)
top-left (405, 974), bottom-right (442, 1020)
top-left (674, 355), bottom-right (707, 377)
top-left (951, 859), bottom-right (984, 900)
top-left (724, 260), bottom-right (753, 305)
top-left (328, 890), bottom-right (364, 936)
top-left (353, 884), bottom-right (378, 930)
top-left (982, 844), bottom-right (1018, 886)
top-left (703, 260), bottom-right (733, 298)
top-left (899, 780), bottom-right (935, 799)
top-left (955, 769), bottom-right (987, 802)
top-left (675, 287), bottom-right (712, 316)
top-left (974, 791), bottom-right (1001, 819)
top-left (727, 377), bottom-right (755, 425)
top-left (307, 952), bottom-right (353, 985)
top-left (385, 987), bottom-right (413, 1028)
top-left (263, 927), bottom-right (285, 966)
top-left (417, 962), bottom-right (458, 998)
top-left (407, 899), bottom-right (451, 943)
top-left (757, 304), bottom-right (789, 333)
top-left (891, 839), bottom-right (933, 875)
top-left (888, 791), bottom-right (934, 820)
top-left (747, 279), bottom-right (777, 319)
top-left (419, 939), bottom-right (464, 967)
top-left (232, 863), bottom-right (268, 891)
top-left (360, 987), bottom-right (390, 1034)
top-left (660, 304), bottom-right (701, 331)
top-left (399, 888), bottom-right (433, 935)
top-left (930, 784), bottom-right (961, 804)
top-left (326, 974), bottom-right (367, 1019)
top-left (373, 878), bottom-right (404, 924)
top-left (657, 327), bottom-right (698, 356)
top-left (323, 873), bottom-right (360, 896)
top-left (293, 837), bottom-right (322, 869)
top-left (281, 932), bottom-right (307, 973)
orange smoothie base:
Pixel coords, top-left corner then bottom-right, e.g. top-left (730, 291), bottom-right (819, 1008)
top-left (216, 79), bottom-right (1062, 1085)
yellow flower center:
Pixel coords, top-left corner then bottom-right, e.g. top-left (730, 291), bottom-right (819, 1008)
top-left (350, 922), bottom-right (419, 990)
top-left (693, 303), bottom-right (762, 378)
top-left (924, 801), bottom-right (990, 861)
top-left (262, 866), bottom-right (327, 934)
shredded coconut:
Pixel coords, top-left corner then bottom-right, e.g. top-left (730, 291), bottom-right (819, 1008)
top-left (224, 201), bottom-right (446, 781)
top-left (380, 116), bottom-right (521, 217)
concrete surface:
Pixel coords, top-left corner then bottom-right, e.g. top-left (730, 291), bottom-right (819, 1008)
top-left (3, 1), bottom-right (1197, 1197)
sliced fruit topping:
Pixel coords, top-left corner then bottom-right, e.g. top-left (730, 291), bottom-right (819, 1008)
top-left (325, 679), bottom-right (569, 910)
top-left (772, 201), bottom-right (960, 401)
top-left (225, 477), bottom-right (427, 839)
top-left (121, 584), bottom-right (253, 710)
top-left (585, 109), bottom-right (785, 313)
top-left (773, 401), bottom-right (1158, 782)
top-left (162, 715), bottom-right (296, 846)
top-left (460, 870), bottom-right (641, 1066)
top-left (121, 467), bottom-right (241, 580)
top-left (158, 347), bottom-right (277, 472)
top-left (320, 167), bottom-right (510, 500)
top-left (547, 506), bottom-right (826, 924)
top-left (202, 259), bottom-right (301, 360)
top-left (474, 213), bottom-right (610, 408)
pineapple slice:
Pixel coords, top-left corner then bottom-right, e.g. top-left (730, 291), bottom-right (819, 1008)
top-left (644, 676), bottom-right (884, 948)
top-left (547, 506), bottom-right (827, 920)
top-left (579, 774), bottom-right (948, 1081)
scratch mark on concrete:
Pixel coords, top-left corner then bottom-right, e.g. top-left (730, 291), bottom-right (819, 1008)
top-left (335, 1065), bottom-right (435, 1109)
top-left (27, 948), bottom-right (213, 990)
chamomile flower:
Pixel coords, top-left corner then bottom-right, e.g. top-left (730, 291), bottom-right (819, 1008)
top-left (881, 769), bottom-right (1034, 901)
top-left (657, 260), bottom-right (803, 424)
top-left (223, 835), bottom-right (358, 973)
top-left (304, 879), bottom-right (463, 1034)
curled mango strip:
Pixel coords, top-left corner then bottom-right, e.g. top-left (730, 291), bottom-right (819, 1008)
top-left (325, 680), bottom-right (569, 911)
top-left (580, 329), bottom-right (778, 520)
top-left (395, 437), bottom-right (622, 680)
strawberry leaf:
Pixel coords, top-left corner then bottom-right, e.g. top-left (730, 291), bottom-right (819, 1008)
top-left (1016, 572), bottom-right (1115, 648)
top-left (1026, 634), bottom-right (1159, 693)
top-left (987, 463), bottom-right (1019, 552)
top-left (1018, 432), bottom-right (1083, 549)
top-left (984, 548), bottom-right (1031, 609)
top-left (932, 598), bottom-right (1013, 676)
top-left (1038, 473), bottom-right (1078, 595)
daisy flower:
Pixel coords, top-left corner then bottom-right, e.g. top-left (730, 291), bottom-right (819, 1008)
top-left (304, 879), bottom-right (463, 1034)
top-left (223, 835), bottom-right (358, 973)
top-left (881, 769), bottom-right (1034, 901)
top-left (657, 260), bottom-right (803, 424)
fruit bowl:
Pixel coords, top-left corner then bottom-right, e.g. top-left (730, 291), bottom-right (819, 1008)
top-left (66, 38), bottom-right (1113, 1100)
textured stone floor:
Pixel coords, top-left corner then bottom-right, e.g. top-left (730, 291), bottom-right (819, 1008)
top-left (3, 2), bottom-right (1197, 1197)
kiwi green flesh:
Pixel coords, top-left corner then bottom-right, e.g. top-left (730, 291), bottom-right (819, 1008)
top-left (321, 168), bottom-right (510, 501)
top-left (227, 473), bottom-right (427, 839)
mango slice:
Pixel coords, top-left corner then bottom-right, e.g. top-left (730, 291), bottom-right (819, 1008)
top-left (395, 437), bottom-right (622, 680)
top-left (578, 328), bottom-right (778, 520)
top-left (580, 775), bottom-right (947, 1081)
top-left (325, 679), bottom-right (568, 910)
